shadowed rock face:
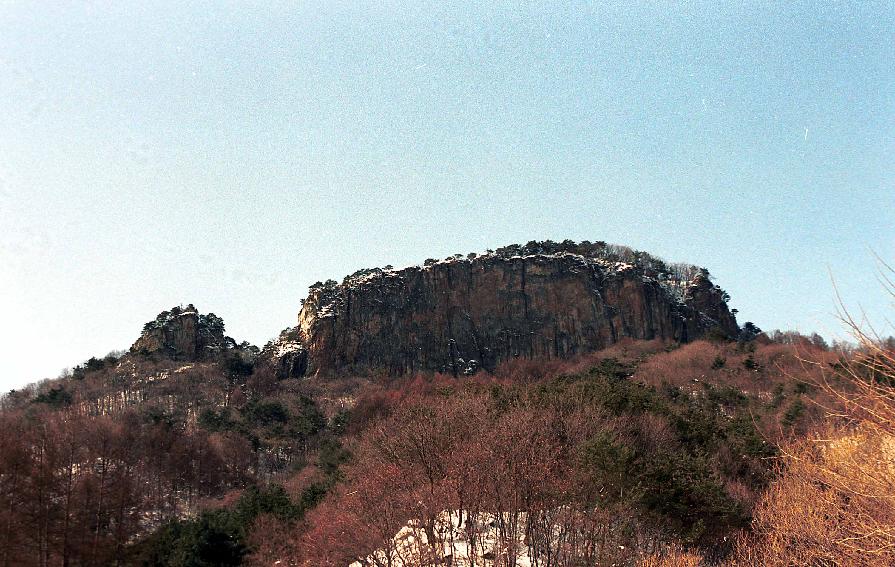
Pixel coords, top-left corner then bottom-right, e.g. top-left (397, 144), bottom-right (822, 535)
top-left (258, 327), bottom-right (308, 380)
top-left (295, 247), bottom-right (739, 376)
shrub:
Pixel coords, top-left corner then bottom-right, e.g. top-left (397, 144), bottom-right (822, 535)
top-left (781, 398), bottom-right (804, 427)
top-left (288, 395), bottom-right (326, 440)
top-left (578, 432), bottom-right (637, 503)
top-left (33, 386), bottom-right (72, 407)
top-left (706, 384), bottom-right (748, 407)
top-left (199, 408), bottom-right (236, 432)
top-left (640, 451), bottom-right (747, 543)
top-left (242, 400), bottom-right (289, 426)
top-left (131, 484), bottom-right (301, 566)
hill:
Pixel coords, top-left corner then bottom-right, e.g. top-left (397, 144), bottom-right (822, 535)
top-left (0, 241), bottom-right (839, 566)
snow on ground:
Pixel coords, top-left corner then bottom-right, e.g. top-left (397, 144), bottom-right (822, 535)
top-left (349, 511), bottom-right (535, 567)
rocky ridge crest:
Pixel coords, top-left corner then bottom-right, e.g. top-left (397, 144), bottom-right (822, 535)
top-left (130, 304), bottom-right (233, 361)
top-left (293, 240), bottom-right (740, 376)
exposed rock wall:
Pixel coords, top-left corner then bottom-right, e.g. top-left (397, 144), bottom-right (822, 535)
top-left (296, 249), bottom-right (739, 376)
top-left (258, 327), bottom-right (308, 379)
top-left (131, 304), bottom-right (230, 361)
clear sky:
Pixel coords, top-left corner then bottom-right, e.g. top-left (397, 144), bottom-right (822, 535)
top-left (1, 2), bottom-right (893, 390)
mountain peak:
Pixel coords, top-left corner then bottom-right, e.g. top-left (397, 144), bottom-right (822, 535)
top-left (131, 304), bottom-right (232, 361)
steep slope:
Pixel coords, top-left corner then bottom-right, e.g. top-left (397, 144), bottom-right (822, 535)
top-left (294, 241), bottom-right (739, 376)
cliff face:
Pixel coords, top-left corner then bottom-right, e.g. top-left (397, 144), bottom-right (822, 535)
top-left (258, 327), bottom-right (308, 379)
top-left (295, 245), bottom-right (739, 376)
top-left (131, 304), bottom-right (231, 361)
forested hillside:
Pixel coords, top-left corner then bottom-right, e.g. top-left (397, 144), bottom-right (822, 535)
top-left (0, 306), bottom-right (345, 566)
top-left (3, 245), bottom-right (892, 566)
top-left (0, 329), bottom-right (842, 565)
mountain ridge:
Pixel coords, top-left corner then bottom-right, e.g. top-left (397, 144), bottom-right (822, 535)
top-left (293, 240), bottom-right (739, 377)
top-left (125, 240), bottom-right (740, 380)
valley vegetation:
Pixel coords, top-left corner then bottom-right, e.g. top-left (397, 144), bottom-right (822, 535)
top-left (2, 327), bottom-right (872, 566)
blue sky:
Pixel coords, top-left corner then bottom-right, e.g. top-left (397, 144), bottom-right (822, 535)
top-left (1, 1), bottom-right (893, 390)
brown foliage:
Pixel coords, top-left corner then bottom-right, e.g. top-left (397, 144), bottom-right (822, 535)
top-left (0, 405), bottom-right (253, 566)
top-left (638, 544), bottom-right (704, 567)
top-left (276, 374), bottom-right (757, 565)
top-left (732, 262), bottom-right (895, 565)
top-left (734, 425), bottom-right (895, 566)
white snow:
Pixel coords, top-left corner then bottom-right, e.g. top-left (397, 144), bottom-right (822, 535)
top-left (275, 341), bottom-right (302, 357)
top-left (309, 248), bottom-right (704, 321)
top-left (349, 510), bottom-right (536, 567)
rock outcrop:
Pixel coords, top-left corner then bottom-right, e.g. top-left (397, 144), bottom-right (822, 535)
top-left (258, 327), bottom-right (308, 379)
top-left (292, 241), bottom-right (740, 376)
top-left (131, 304), bottom-right (232, 361)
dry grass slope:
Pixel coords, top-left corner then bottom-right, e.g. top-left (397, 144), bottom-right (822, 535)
top-left (732, 263), bottom-right (895, 566)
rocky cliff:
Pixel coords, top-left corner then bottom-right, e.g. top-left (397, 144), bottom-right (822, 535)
top-left (131, 304), bottom-right (233, 361)
top-left (258, 327), bottom-right (308, 379)
top-left (293, 241), bottom-right (739, 376)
